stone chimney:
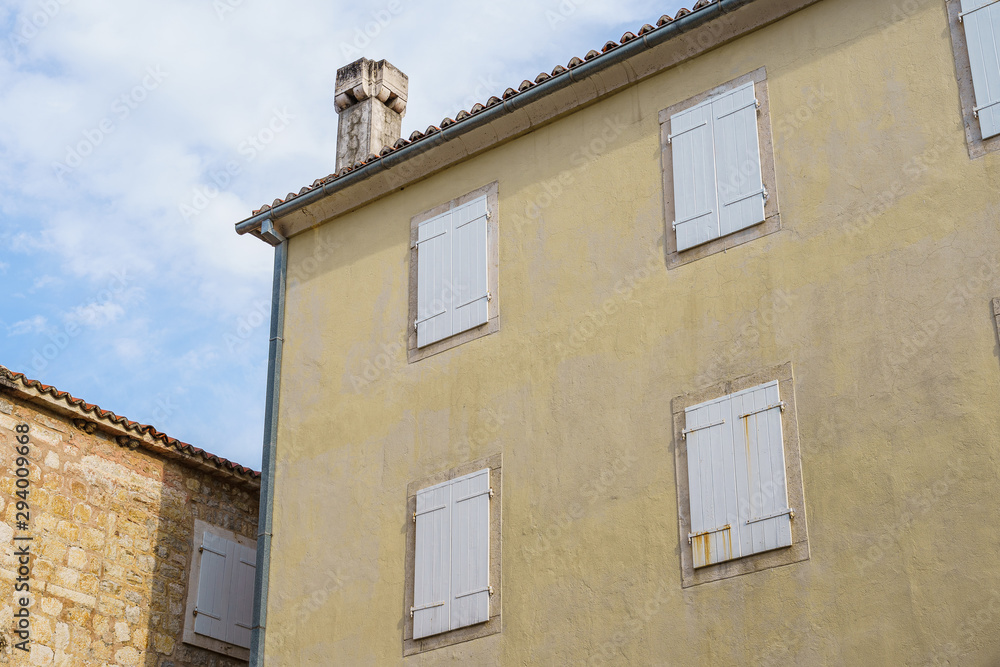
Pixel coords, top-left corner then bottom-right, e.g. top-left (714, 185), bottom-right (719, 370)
top-left (334, 58), bottom-right (408, 173)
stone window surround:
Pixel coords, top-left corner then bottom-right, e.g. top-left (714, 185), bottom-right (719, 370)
top-left (671, 361), bottom-right (810, 588)
top-left (407, 181), bottom-right (500, 363)
top-left (946, 0), bottom-right (1000, 159)
top-left (182, 518), bottom-right (257, 661)
top-left (659, 67), bottom-right (782, 270)
top-left (403, 453), bottom-right (502, 656)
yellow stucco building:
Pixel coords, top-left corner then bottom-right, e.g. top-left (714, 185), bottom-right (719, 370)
top-left (235, 0), bottom-right (1000, 663)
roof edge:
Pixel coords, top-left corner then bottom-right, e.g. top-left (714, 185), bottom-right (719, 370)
top-left (0, 366), bottom-right (261, 489)
top-left (235, 0), bottom-right (823, 242)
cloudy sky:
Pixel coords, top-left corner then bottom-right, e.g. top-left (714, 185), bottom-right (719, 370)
top-left (0, 0), bottom-right (685, 468)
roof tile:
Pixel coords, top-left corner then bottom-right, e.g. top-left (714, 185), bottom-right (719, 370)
top-left (0, 365), bottom-right (260, 479)
top-left (249, 4), bottom-right (709, 215)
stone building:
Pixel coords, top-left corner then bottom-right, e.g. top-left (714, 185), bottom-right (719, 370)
top-left (0, 365), bottom-right (260, 666)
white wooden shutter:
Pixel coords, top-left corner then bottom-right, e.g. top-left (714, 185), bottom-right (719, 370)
top-left (711, 82), bottom-right (766, 237)
top-left (413, 481), bottom-right (452, 639)
top-left (416, 195), bottom-right (490, 348)
top-left (684, 380), bottom-right (791, 568)
top-left (416, 211), bottom-right (454, 348)
top-left (671, 100), bottom-right (720, 251)
top-left (194, 532), bottom-right (232, 641)
top-left (450, 469), bottom-right (491, 630)
top-left (227, 542), bottom-right (256, 649)
top-left (452, 198), bottom-right (490, 336)
top-left (962, 0), bottom-right (1000, 139)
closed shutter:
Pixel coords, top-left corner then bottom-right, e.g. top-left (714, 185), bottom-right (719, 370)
top-left (684, 380), bottom-right (791, 568)
top-left (413, 481), bottom-right (452, 639)
top-left (227, 542), bottom-right (257, 649)
top-left (450, 469), bottom-right (491, 630)
top-left (671, 101), bottom-right (720, 251)
top-left (962, 0), bottom-right (1000, 139)
top-left (416, 211), bottom-right (454, 347)
top-left (452, 199), bottom-right (490, 336)
top-left (194, 532), bottom-right (232, 641)
top-left (730, 381), bottom-right (793, 556)
top-left (711, 82), bottom-right (766, 237)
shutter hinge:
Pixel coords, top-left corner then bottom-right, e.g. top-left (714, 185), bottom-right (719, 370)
top-left (755, 98), bottom-right (761, 112)
top-left (487, 291), bottom-right (492, 302)
top-left (763, 186), bottom-right (769, 202)
top-left (198, 546), bottom-right (204, 553)
top-left (489, 487), bottom-right (495, 498)
top-left (412, 511), bottom-right (416, 523)
top-left (193, 607), bottom-right (198, 617)
top-left (488, 585), bottom-right (495, 597)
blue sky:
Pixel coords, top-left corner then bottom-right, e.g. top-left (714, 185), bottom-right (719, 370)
top-left (0, 0), bottom-right (684, 469)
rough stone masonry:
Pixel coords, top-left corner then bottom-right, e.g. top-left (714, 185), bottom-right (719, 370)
top-left (0, 370), bottom-right (259, 667)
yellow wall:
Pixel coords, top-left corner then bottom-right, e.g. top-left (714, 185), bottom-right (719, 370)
top-left (266, 0), bottom-right (1000, 663)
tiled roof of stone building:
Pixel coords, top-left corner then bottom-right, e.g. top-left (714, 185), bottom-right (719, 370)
top-left (0, 365), bottom-right (261, 482)
top-left (249, 1), bottom-right (716, 217)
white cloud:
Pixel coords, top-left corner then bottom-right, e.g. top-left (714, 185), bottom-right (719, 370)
top-left (65, 301), bottom-right (125, 329)
top-left (8, 315), bottom-right (47, 335)
top-left (1, 0), bottom-right (685, 463)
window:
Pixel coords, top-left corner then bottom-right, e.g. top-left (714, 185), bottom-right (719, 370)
top-left (404, 455), bottom-right (501, 655)
top-left (182, 520), bottom-right (257, 660)
top-left (408, 182), bottom-right (499, 362)
top-left (948, 0), bottom-right (1000, 157)
top-left (672, 363), bottom-right (809, 587)
top-left (659, 68), bottom-right (781, 268)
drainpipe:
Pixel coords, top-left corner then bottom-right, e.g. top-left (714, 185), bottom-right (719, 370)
top-left (250, 220), bottom-right (286, 666)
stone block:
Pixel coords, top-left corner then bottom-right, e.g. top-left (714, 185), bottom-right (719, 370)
top-left (40, 597), bottom-right (63, 616)
top-left (29, 644), bottom-right (54, 665)
top-left (115, 646), bottom-right (141, 666)
top-left (114, 620), bottom-right (130, 642)
top-left (72, 503), bottom-right (92, 523)
top-left (56, 521), bottom-right (79, 543)
top-left (44, 451), bottom-right (59, 469)
top-left (70, 481), bottom-right (87, 500)
top-left (50, 495), bottom-right (72, 520)
top-left (153, 632), bottom-right (174, 655)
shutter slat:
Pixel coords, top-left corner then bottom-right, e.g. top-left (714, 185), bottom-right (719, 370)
top-left (450, 469), bottom-right (490, 630)
top-left (452, 197), bottom-right (489, 336)
top-left (712, 82), bottom-right (766, 236)
top-left (417, 213), bottom-right (454, 347)
top-left (413, 483), bottom-right (452, 639)
top-left (227, 543), bottom-right (256, 649)
top-left (194, 532), bottom-right (230, 641)
top-left (963, 0), bottom-right (1000, 138)
top-left (686, 380), bottom-right (792, 568)
top-left (671, 102), bottom-right (720, 251)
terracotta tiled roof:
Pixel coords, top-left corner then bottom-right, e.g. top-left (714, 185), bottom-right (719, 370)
top-left (0, 365), bottom-right (260, 481)
top-left (250, 1), bottom-right (716, 217)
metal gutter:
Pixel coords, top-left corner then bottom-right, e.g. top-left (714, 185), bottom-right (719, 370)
top-left (249, 226), bottom-right (287, 665)
top-left (235, 0), bottom-right (755, 240)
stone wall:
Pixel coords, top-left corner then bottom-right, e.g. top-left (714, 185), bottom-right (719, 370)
top-left (0, 383), bottom-right (259, 666)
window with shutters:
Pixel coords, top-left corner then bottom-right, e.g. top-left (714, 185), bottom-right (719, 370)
top-left (659, 68), bottom-right (781, 269)
top-left (403, 455), bottom-right (502, 655)
top-left (672, 363), bottom-right (809, 587)
top-left (408, 182), bottom-right (500, 363)
top-left (182, 519), bottom-right (257, 660)
top-left (948, 0), bottom-right (1000, 157)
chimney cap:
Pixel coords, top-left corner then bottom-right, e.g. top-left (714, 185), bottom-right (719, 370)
top-left (335, 58), bottom-right (408, 115)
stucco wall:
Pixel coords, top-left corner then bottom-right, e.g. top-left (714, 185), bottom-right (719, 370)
top-left (0, 391), bottom-right (259, 666)
top-left (266, 0), bottom-right (1000, 663)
